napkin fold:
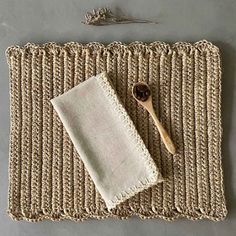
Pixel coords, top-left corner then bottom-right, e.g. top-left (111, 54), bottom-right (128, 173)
top-left (51, 72), bottom-right (163, 210)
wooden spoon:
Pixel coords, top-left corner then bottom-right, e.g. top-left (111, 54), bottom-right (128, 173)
top-left (132, 82), bottom-right (176, 155)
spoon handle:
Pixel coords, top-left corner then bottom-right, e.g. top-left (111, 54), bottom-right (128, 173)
top-left (148, 109), bottom-right (176, 155)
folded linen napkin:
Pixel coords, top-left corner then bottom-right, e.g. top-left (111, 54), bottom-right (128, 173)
top-left (51, 72), bottom-right (163, 210)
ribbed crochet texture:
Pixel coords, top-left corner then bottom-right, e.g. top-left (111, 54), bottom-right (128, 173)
top-left (6, 40), bottom-right (227, 221)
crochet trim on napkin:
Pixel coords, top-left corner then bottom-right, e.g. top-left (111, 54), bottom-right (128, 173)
top-left (6, 40), bottom-right (227, 221)
top-left (96, 73), bottom-right (163, 208)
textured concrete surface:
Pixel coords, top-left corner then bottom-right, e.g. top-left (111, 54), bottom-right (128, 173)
top-left (0, 0), bottom-right (235, 235)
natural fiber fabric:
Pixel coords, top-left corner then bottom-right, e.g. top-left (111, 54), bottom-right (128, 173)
top-left (6, 40), bottom-right (227, 221)
top-left (51, 72), bottom-right (163, 210)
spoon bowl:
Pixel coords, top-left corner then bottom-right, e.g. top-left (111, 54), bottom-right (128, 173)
top-left (132, 82), bottom-right (152, 102)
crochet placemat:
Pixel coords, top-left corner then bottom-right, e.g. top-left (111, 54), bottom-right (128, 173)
top-left (6, 40), bottom-right (227, 221)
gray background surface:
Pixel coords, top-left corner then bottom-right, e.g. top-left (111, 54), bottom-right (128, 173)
top-left (0, 0), bottom-right (235, 235)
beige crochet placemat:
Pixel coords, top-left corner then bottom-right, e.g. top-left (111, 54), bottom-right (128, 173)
top-left (6, 40), bottom-right (227, 221)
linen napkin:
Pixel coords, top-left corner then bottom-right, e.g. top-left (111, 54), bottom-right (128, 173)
top-left (51, 72), bottom-right (163, 210)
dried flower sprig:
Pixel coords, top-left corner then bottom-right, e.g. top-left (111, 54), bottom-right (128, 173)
top-left (81, 8), bottom-right (158, 26)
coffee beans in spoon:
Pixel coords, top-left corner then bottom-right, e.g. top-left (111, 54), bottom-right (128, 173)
top-left (132, 83), bottom-right (151, 102)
